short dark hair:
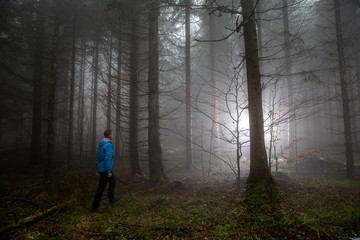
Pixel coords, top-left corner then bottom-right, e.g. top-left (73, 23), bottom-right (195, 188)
top-left (104, 129), bottom-right (112, 138)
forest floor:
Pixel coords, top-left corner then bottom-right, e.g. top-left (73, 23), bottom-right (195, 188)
top-left (0, 159), bottom-right (360, 239)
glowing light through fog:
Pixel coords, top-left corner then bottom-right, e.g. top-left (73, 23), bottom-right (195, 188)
top-left (225, 108), bottom-right (250, 138)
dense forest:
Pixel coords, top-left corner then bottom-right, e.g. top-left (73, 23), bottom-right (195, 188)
top-left (0, 0), bottom-right (359, 239)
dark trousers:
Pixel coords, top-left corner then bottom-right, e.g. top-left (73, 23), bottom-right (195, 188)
top-left (91, 172), bottom-right (115, 210)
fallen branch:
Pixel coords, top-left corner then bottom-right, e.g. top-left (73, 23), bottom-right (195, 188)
top-left (0, 200), bottom-right (75, 233)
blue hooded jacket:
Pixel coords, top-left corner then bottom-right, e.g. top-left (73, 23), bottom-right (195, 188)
top-left (96, 139), bottom-right (114, 173)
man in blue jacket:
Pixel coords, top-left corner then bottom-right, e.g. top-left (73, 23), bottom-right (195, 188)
top-left (91, 129), bottom-right (117, 212)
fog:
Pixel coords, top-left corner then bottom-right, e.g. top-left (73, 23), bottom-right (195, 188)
top-left (1, 1), bottom-right (360, 239)
top-left (0, 0), bottom-right (359, 181)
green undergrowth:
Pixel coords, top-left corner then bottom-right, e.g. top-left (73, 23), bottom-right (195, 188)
top-left (1, 169), bottom-right (359, 239)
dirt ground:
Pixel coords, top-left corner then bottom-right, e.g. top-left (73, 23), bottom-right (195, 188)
top-left (0, 156), bottom-right (359, 239)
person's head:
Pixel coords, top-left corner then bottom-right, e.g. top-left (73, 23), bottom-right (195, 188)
top-left (104, 129), bottom-right (112, 140)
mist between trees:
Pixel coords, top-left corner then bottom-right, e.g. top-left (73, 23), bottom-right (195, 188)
top-left (0, 0), bottom-right (359, 183)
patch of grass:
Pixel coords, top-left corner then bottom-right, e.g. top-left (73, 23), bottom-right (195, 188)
top-left (278, 179), bottom-right (360, 239)
top-left (1, 168), bottom-right (360, 239)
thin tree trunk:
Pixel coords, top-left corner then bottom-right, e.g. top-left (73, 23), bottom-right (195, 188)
top-left (90, 40), bottom-right (99, 157)
top-left (185, 0), bottom-right (193, 170)
top-left (129, 0), bottom-right (142, 176)
top-left (357, 70), bottom-right (360, 153)
top-left (256, 0), bottom-right (264, 74)
top-left (29, 0), bottom-right (46, 165)
top-left (148, 0), bottom-right (167, 182)
top-left (257, 1), bottom-right (269, 168)
top-left (325, 86), bottom-right (334, 147)
top-left (46, 13), bottom-right (60, 179)
top-left (59, 68), bottom-right (69, 147)
top-left (235, 80), bottom-right (241, 187)
top-left (78, 40), bottom-right (86, 163)
top-left (67, 13), bottom-right (76, 169)
top-left (115, 30), bottom-right (122, 162)
top-left (282, 0), bottom-right (296, 160)
top-left (107, 32), bottom-right (113, 130)
top-left (241, 0), bottom-right (272, 185)
top-left (334, 0), bottom-right (354, 178)
top-left (0, 94), bottom-right (2, 146)
top-left (208, 8), bottom-right (221, 173)
top-left (89, 50), bottom-right (94, 156)
top-left (350, 81), bottom-right (357, 155)
top-left (268, 85), bottom-right (278, 169)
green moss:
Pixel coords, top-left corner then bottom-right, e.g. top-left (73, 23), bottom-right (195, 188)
top-left (2, 169), bottom-right (360, 239)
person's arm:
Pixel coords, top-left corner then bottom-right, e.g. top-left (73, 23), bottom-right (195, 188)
top-left (104, 143), bottom-right (114, 177)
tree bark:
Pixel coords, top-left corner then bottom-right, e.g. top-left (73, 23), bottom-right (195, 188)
top-left (129, 0), bottom-right (142, 176)
top-left (90, 40), bottom-right (99, 157)
top-left (78, 40), bottom-right (86, 163)
top-left (115, 30), bottom-right (122, 162)
top-left (282, 0), bottom-right (296, 160)
top-left (334, 0), bottom-right (354, 178)
top-left (208, 7), bottom-right (221, 173)
top-left (29, 0), bottom-right (46, 165)
top-left (46, 10), bottom-right (60, 179)
top-left (107, 32), bottom-right (113, 130)
top-left (256, 0), bottom-right (264, 74)
top-left (185, 0), bottom-right (193, 169)
top-left (241, 0), bottom-right (272, 185)
top-left (148, 0), bottom-right (167, 183)
top-left (67, 11), bottom-right (76, 169)
top-left (357, 70), bottom-right (360, 153)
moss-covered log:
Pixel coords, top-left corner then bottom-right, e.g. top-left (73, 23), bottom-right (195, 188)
top-left (0, 200), bottom-right (72, 233)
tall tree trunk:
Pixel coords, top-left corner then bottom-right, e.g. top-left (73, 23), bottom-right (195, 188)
top-left (46, 12), bottom-right (59, 179)
top-left (148, 0), bottom-right (167, 183)
top-left (350, 81), bottom-right (357, 155)
top-left (257, 0), bottom-right (272, 167)
top-left (115, 31), bottom-right (122, 162)
top-left (78, 40), bottom-right (86, 163)
top-left (208, 7), bottom-right (221, 174)
top-left (282, 0), bottom-right (296, 160)
top-left (325, 86), bottom-right (334, 149)
top-left (241, 0), bottom-right (272, 185)
top-left (185, 0), bottom-right (193, 169)
top-left (357, 70), bottom-right (360, 153)
top-left (90, 40), bottom-right (99, 157)
top-left (0, 94), bottom-right (2, 146)
top-left (67, 13), bottom-right (76, 169)
top-left (29, 0), bottom-right (46, 165)
top-left (107, 32), bottom-right (113, 130)
top-left (334, 0), bottom-right (354, 178)
top-left (256, 0), bottom-right (264, 74)
top-left (59, 66), bottom-right (69, 147)
top-left (129, 0), bottom-right (142, 176)
top-left (234, 77), bottom-right (242, 187)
